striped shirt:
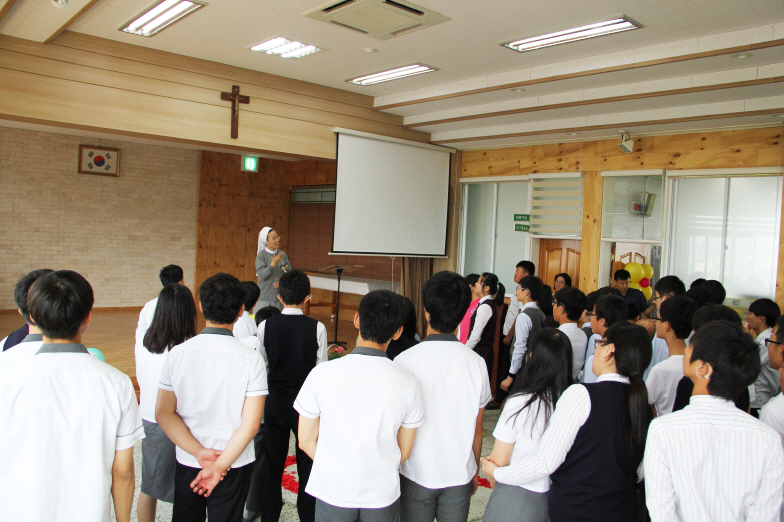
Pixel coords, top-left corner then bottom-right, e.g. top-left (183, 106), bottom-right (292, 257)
top-left (645, 395), bottom-right (784, 521)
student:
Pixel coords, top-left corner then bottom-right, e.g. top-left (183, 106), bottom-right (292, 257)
top-left (136, 265), bottom-right (184, 352)
top-left (458, 274), bottom-right (481, 345)
top-left (482, 322), bottom-right (653, 522)
top-left (689, 278), bottom-right (706, 290)
top-left (483, 329), bottom-right (573, 522)
top-left (0, 270), bottom-right (144, 522)
top-left (611, 269), bottom-right (651, 317)
top-left (553, 273), bottom-right (571, 292)
top-left (387, 296), bottom-right (420, 361)
top-left (746, 298), bottom-right (782, 415)
top-left (644, 275), bottom-right (687, 379)
top-left (234, 281), bottom-right (261, 340)
top-left (700, 279), bottom-right (726, 305)
top-left (255, 306), bottom-right (281, 327)
top-left (394, 271), bottom-right (492, 522)
top-left (499, 261), bottom-right (535, 403)
top-left (761, 314), bottom-right (784, 442)
top-left (540, 285), bottom-right (555, 319)
top-left (465, 273), bottom-right (504, 384)
top-left (502, 276), bottom-right (545, 392)
top-left (644, 321), bottom-right (784, 521)
top-left (581, 294), bottom-right (627, 383)
top-left (255, 270), bottom-right (327, 522)
top-left (157, 272), bottom-right (267, 522)
top-left (553, 287), bottom-right (587, 381)
top-left (255, 227), bottom-right (290, 312)
top-left (295, 290), bottom-right (424, 522)
top-left (684, 286), bottom-right (712, 309)
top-left (646, 296), bottom-right (698, 416)
top-left (0, 268), bottom-right (52, 361)
top-left (136, 283), bottom-right (197, 522)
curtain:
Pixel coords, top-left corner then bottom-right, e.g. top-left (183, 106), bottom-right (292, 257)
top-left (401, 257), bottom-right (434, 339)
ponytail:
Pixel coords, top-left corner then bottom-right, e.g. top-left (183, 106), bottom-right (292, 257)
top-left (481, 272), bottom-right (499, 297)
top-left (494, 282), bottom-right (506, 306)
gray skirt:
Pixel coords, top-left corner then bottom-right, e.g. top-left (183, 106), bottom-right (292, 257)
top-left (140, 420), bottom-right (176, 503)
top-left (483, 483), bottom-right (548, 522)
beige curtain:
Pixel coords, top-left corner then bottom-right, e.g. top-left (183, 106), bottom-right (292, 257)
top-left (401, 257), bottom-right (434, 339)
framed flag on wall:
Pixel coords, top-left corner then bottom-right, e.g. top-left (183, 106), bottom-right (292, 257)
top-left (79, 145), bottom-right (120, 177)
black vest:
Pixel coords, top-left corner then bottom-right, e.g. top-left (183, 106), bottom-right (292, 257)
top-left (521, 306), bottom-right (546, 343)
top-left (263, 313), bottom-right (319, 395)
top-left (548, 381), bottom-right (642, 522)
top-left (469, 300), bottom-right (497, 350)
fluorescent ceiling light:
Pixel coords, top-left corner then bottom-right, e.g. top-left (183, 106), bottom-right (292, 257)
top-left (121, 0), bottom-right (205, 37)
top-left (504, 17), bottom-right (640, 52)
top-left (250, 37), bottom-right (323, 59)
top-left (347, 64), bottom-right (436, 86)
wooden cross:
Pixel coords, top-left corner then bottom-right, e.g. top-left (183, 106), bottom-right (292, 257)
top-left (220, 85), bottom-right (249, 139)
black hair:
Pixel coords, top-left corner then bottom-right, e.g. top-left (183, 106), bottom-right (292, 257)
top-left (614, 269), bottom-right (631, 281)
top-left (241, 281), bottom-right (261, 311)
top-left (422, 271), bottom-right (472, 334)
top-left (776, 315), bottom-right (784, 343)
top-left (400, 296), bottom-right (418, 340)
top-left (14, 269), bottom-right (54, 324)
top-left (749, 298), bottom-right (781, 328)
top-left (540, 284), bottom-right (554, 317)
top-left (659, 295), bottom-right (698, 339)
top-left (586, 286), bottom-right (623, 313)
top-left (518, 275), bottom-right (543, 303)
top-left (199, 273), bottom-right (244, 325)
top-left (690, 321), bottom-right (761, 401)
top-left (27, 270), bottom-right (94, 340)
top-left (691, 304), bottom-right (741, 331)
top-left (627, 302), bottom-right (641, 322)
top-left (555, 287), bottom-right (586, 322)
top-left (159, 265), bottom-right (184, 286)
top-left (543, 316), bottom-right (560, 328)
top-left (279, 269), bottom-right (310, 305)
top-left (690, 278), bottom-right (706, 289)
top-left (480, 273), bottom-right (506, 306)
top-left (700, 280), bottom-right (726, 305)
top-left (506, 328), bottom-right (573, 433)
top-left (516, 260), bottom-right (535, 276)
top-left (465, 273), bottom-right (480, 287)
top-left (653, 275), bottom-right (686, 298)
top-left (594, 294), bottom-right (628, 329)
top-left (685, 287), bottom-right (712, 309)
top-left (255, 306), bottom-right (281, 327)
top-left (601, 322), bottom-right (653, 455)
top-left (143, 284), bottom-right (196, 354)
top-left (554, 273), bottom-right (572, 287)
top-left (358, 290), bottom-right (407, 345)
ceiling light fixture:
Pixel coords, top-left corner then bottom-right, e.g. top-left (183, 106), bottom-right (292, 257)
top-left (52, 0), bottom-right (70, 8)
top-left (503, 17), bottom-right (640, 53)
top-left (120, 0), bottom-right (205, 37)
top-left (511, 87), bottom-right (526, 92)
top-left (347, 63), bottom-right (436, 85)
top-left (250, 37), bottom-right (323, 59)
top-left (731, 52), bottom-right (752, 59)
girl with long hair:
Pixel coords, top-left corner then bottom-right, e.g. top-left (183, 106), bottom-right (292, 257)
top-left (458, 273), bottom-right (482, 345)
top-left (482, 321), bottom-right (653, 522)
top-left (465, 272), bottom-right (505, 382)
top-left (135, 283), bottom-right (197, 522)
top-left (483, 328), bottom-right (574, 522)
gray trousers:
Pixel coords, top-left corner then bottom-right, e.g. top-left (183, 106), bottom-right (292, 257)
top-left (254, 300), bottom-right (283, 314)
top-left (399, 475), bottom-right (472, 522)
top-left (482, 483), bottom-right (548, 522)
top-left (316, 498), bottom-right (400, 522)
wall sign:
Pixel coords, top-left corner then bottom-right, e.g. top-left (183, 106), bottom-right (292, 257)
top-left (514, 214), bottom-right (530, 221)
top-left (515, 224), bottom-right (530, 232)
top-left (79, 145), bottom-right (120, 177)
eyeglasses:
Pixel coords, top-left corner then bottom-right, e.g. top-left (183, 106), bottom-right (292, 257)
top-left (585, 311), bottom-right (596, 318)
top-left (516, 286), bottom-right (527, 292)
top-left (650, 295), bottom-right (663, 302)
top-left (651, 317), bottom-right (666, 323)
top-left (553, 300), bottom-right (560, 307)
top-left (765, 338), bottom-right (784, 348)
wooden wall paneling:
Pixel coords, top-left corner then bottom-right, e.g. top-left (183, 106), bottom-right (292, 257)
top-left (289, 160), bottom-right (337, 186)
top-left (578, 172), bottom-right (603, 292)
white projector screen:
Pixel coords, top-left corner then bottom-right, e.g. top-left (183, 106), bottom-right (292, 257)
top-left (332, 130), bottom-right (452, 257)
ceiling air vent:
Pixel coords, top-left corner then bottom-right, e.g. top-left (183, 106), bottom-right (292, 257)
top-left (305, 0), bottom-right (450, 40)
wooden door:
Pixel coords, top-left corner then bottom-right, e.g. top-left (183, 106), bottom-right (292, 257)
top-left (539, 239), bottom-right (581, 289)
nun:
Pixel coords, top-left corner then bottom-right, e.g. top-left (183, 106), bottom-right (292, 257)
top-left (254, 226), bottom-right (291, 312)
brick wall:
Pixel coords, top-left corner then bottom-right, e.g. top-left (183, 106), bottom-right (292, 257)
top-left (0, 127), bottom-right (199, 309)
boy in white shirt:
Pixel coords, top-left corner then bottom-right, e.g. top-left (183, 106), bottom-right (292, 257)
top-left (553, 286), bottom-right (588, 381)
top-left (0, 268), bottom-right (52, 364)
top-left (296, 290), bottom-right (424, 522)
top-left (136, 265), bottom-right (184, 350)
top-left (745, 298), bottom-right (782, 414)
top-left (234, 281), bottom-right (260, 342)
top-left (581, 294), bottom-right (627, 383)
top-left (0, 270), bottom-right (144, 522)
top-left (157, 272), bottom-right (267, 522)
top-left (395, 271), bottom-right (492, 522)
top-left (501, 275), bottom-right (545, 392)
top-left (646, 295), bottom-right (698, 416)
top-left (761, 315), bottom-right (784, 443)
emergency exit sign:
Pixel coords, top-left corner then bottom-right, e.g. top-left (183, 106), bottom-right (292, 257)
top-left (515, 224), bottom-right (530, 232)
top-left (514, 214), bottom-right (530, 221)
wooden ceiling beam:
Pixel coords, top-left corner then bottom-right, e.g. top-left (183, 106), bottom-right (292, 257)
top-left (0, 0), bottom-right (19, 22)
top-left (43, 0), bottom-right (101, 44)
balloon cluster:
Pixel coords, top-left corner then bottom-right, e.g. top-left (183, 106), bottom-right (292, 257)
top-left (624, 262), bottom-right (655, 300)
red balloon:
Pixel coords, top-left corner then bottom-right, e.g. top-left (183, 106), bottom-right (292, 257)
top-left (639, 277), bottom-right (650, 288)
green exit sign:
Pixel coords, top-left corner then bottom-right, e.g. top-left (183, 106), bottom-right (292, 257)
top-left (514, 214), bottom-right (530, 221)
top-left (242, 155), bottom-right (259, 173)
top-left (515, 224), bottom-right (530, 232)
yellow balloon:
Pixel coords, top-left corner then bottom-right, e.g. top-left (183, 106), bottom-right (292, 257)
top-left (641, 263), bottom-right (654, 280)
top-left (625, 262), bottom-right (644, 283)
top-left (642, 286), bottom-right (653, 300)
top-left (629, 281), bottom-right (642, 290)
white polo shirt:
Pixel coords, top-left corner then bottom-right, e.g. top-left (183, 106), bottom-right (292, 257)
top-left (233, 311), bottom-right (257, 340)
top-left (159, 327), bottom-right (268, 468)
top-left (761, 393), bottom-right (784, 446)
top-left (394, 334), bottom-right (492, 489)
top-left (295, 347), bottom-right (424, 509)
top-left (558, 323), bottom-right (588, 381)
top-left (0, 333), bottom-right (43, 365)
top-left (0, 343), bottom-right (144, 522)
top-left (646, 355), bottom-right (684, 416)
top-left (135, 342), bottom-right (168, 423)
top-left (135, 297), bottom-right (158, 348)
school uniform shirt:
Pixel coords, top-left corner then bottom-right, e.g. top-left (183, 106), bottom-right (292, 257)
top-left (581, 333), bottom-right (602, 383)
top-left (643, 334), bottom-right (670, 381)
top-left (503, 292), bottom-right (521, 336)
top-left (645, 395), bottom-right (784, 522)
top-left (135, 297), bottom-right (158, 348)
top-left (459, 298), bottom-right (481, 344)
top-left (134, 342), bottom-right (168, 423)
top-left (492, 394), bottom-right (551, 493)
top-left (159, 327), bottom-right (268, 468)
top-left (0, 343), bottom-right (144, 522)
top-left (558, 323), bottom-right (587, 381)
top-left (233, 311), bottom-right (258, 340)
top-left (464, 295), bottom-right (494, 351)
top-left (753, 328), bottom-right (781, 409)
top-left (1, 323), bottom-right (29, 351)
top-left (294, 346), bottom-right (424, 509)
top-left (0, 333), bottom-right (43, 365)
top-left (645, 355), bottom-right (684, 416)
top-left (510, 302), bottom-right (542, 375)
top-left (760, 393), bottom-right (784, 446)
top-left (394, 334), bottom-right (492, 489)
top-left (257, 308), bottom-right (328, 373)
